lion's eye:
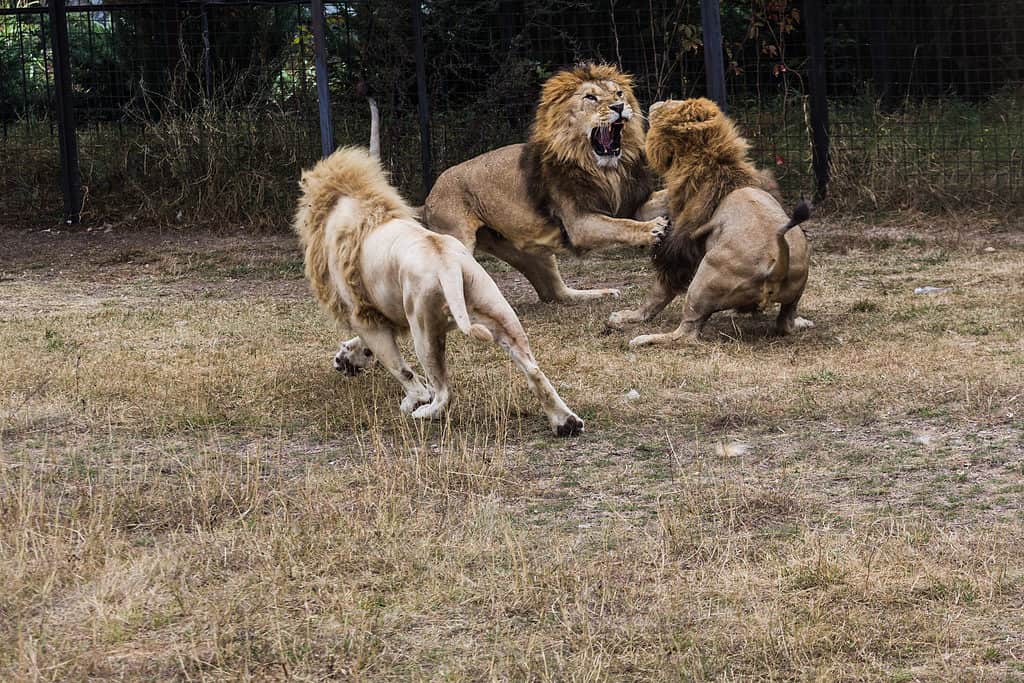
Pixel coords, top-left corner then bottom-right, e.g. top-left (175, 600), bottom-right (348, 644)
top-left (616, 91), bottom-right (623, 97)
top-left (583, 94), bottom-right (598, 102)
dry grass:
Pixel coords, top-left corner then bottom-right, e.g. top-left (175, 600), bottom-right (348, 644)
top-left (1, 212), bottom-right (1022, 680)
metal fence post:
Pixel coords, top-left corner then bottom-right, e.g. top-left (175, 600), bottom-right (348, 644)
top-left (311, 0), bottom-right (334, 157)
top-left (700, 0), bottom-right (726, 111)
top-left (200, 0), bottom-right (213, 101)
top-left (412, 0), bottom-right (433, 195)
top-left (48, 0), bottom-right (82, 224)
top-left (803, 0), bottom-right (830, 200)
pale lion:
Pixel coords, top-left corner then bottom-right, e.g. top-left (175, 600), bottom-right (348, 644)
top-left (608, 98), bottom-right (813, 346)
top-left (293, 146), bottom-right (584, 435)
top-left (423, 62), bottom-right (668, 303)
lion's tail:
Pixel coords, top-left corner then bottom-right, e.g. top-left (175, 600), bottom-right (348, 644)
top-left (438, 265), bottom-right (493, 342)
top-left (777, 200), bottom-right (811, 237)
top-left (769, 200), bottom-right (811, 278)
top-left (293, 146), bottom-right (414, 325)
top-left (761, 200), bottom-right (811, 308)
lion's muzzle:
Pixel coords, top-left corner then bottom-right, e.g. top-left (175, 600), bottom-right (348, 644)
top-left (590, 121), bottom-right (625, 158)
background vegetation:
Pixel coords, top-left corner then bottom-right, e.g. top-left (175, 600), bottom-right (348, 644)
top-left (1, 0), bottom-right (1022, 229)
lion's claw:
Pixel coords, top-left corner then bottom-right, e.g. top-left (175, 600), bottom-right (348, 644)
top-left (649, 216), bottom-right (669, 239)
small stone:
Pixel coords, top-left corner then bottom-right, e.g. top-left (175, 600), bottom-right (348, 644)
top-left (625, 389), bottom-right (640, 401)
top-left (715, 441), bottom-right (750, 458)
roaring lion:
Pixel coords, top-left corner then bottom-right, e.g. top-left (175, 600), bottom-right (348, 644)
top-left (607, 98), bottom-right (813, 345)
top-left (293, 145), bottom-right (584, 435)
top-left (423, 63), bottom-right (668, 303)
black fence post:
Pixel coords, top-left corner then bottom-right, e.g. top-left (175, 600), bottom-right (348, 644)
top-left (311, 0), bottom-right (334, 157)
top-left (411, 0), bottom-right (433, 196)
top-left (803, 0), bottom-right (830, 200)
top-left (700, 0), bottom-right (727, 111)
top-left (49, 0), bottom-right (82, 224)
top-left (200, 0), bottom-right (213, 101)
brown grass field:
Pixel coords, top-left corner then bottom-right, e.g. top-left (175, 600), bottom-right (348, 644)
top-left (1, 211), bottom-right (1022, 681)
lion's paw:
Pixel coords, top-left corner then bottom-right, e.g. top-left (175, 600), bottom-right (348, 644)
top-left (411, 401), bottom-right (445, 420)
top-left (649, 216), bottom-right (669, 240)
top-left (334, 338), bottom-right (374, 376)
top-left (553, 413), bottom-right (584, 437)
top-left (628, 334), bottom-right (656, 348)
top-left (607, 309), bottom-right (639, 330)
top-left (793, 317), bottom-right (815, 330)
top-left (400, 387), bottom-right (433, 414)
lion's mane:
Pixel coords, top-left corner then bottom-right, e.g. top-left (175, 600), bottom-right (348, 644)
top-left (521, 63), bottom-right (654, 241)
top-left (648, 97), bottom-right (781, 291)
top-left (293, 146), bottom-right (414, 327)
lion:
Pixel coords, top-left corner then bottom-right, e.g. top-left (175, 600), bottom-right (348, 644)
top-left (294, 145), bottom-right (584, 436)
top-left (422, 62), bottom-right (668, 303)
top-left (607, 98), bottom-right (813, 346)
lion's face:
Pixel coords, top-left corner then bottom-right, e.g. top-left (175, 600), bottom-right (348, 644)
top-left (575, 79), bottom-right (635, 167)
top-left (531, 63), bottom-right (645, 171)
top-left (646, 98), bottom-right (724, 174)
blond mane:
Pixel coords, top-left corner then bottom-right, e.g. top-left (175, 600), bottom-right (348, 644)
top-left (293, 146), bottom-right (415, 327)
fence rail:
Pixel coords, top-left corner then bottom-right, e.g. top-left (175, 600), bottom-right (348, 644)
top-left (2, 0), bottom-right (1022, 228)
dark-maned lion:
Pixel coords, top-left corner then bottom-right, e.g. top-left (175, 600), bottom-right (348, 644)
top-left (608, 98), bottom-right (813, 345)
top-left (423, 63), bottom-right (668, 303)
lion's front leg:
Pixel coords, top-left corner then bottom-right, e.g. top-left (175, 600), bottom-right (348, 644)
top-left (607, 277), bottom-right (678, 330)
top-left (476, 231), bottom-right (620, 303)
top-left (562, 211), bottom-right (668, 250)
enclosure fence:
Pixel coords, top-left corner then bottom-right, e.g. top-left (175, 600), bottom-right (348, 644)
top-left (2, 0), bottom-right (1022, 228)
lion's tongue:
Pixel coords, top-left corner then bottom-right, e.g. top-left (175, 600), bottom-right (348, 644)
top-left (598, 126), bottom-right (613, 148)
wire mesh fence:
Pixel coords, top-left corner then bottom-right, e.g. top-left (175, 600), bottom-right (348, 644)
top-left (2, 0), bottom-right (1022, 229)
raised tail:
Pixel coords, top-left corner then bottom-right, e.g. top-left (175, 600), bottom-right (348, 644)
top-left (777, 199), bottom-right (811, 236)
top-left (762, 200), bottom-right (811, 307)
top-left (367, 97), bottom-right (380, 158)
top-left (357, 79), bottom-right (381, 158)
top-left (438, 265), bottom-right (493, 342)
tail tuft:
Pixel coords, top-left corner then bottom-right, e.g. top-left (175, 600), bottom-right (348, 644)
top-left (778, 199), bottom-right (811, 235)
top-left (791, 199), bottom-right (811, 224)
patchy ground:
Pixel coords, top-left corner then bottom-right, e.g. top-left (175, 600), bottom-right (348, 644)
top-left (1, 212), bottom-right (1022, 681)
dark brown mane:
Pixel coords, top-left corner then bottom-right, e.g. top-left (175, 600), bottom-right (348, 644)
top-left (520, 141), bottom-right (654, 253)
top-left (519, 62), bottom-right (655, 252)
top-left (647, 99), bottom-right (779, 291)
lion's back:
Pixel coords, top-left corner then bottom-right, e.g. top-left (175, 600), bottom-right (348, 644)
top-left (293, 147), bottom-right (411, 325)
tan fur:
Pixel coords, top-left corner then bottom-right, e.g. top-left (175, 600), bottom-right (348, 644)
top-left (293, 146), bottom-right (414, 327)
top-left (423, 63), bottom-right (667, 304)
top-left (294, 146), bottom-right (584, 436)
top-left (608, 98), bottom-right (812, 345)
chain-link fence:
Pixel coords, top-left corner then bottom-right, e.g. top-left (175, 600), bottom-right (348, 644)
top-left (2, 0), bottom-right (1022, 228)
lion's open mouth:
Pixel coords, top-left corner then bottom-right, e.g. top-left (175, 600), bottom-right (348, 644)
top-left (590, 122), bottom-right (625, 157)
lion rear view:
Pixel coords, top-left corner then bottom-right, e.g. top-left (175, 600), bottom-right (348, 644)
top-left (293, 145), bottom-right (584, 436)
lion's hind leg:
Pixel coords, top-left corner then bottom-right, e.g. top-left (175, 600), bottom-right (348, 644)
top-left (468, 283), bottom-right (583, 436)
top-left (775, 296), bottom-right (815, 336)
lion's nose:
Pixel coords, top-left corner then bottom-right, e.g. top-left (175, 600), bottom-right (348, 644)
top-left (610, 102), bottom-right (625, 114)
